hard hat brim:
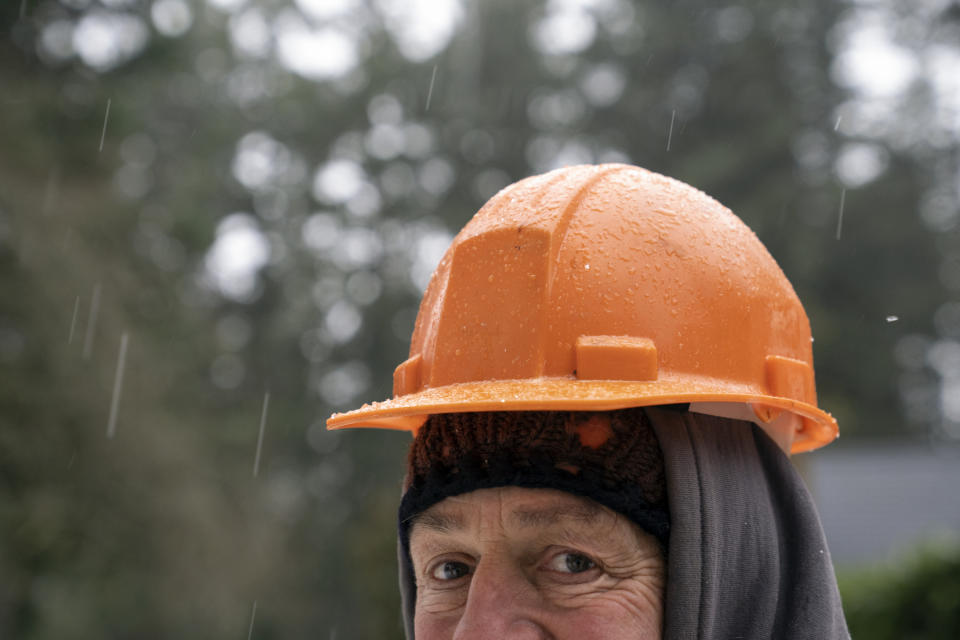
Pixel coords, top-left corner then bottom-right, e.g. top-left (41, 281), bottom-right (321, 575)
top-left (326, 375), bottom-right (838, 454)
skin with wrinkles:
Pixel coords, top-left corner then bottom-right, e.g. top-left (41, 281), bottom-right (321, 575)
top-left (409, 487), bottom-right (664, 639)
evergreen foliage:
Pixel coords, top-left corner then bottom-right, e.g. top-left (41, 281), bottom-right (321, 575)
top-left (840, 541), bottom-right (960, 640)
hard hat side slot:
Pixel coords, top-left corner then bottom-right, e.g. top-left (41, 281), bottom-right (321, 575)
top-left (393, 354), bottom-right (423, 397)
top-left (764, 355), bottom-right (816, 405)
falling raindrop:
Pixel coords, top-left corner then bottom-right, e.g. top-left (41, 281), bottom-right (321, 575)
top-left (666, 109), bottom-right (677, 151)
top-left (99, 98), bottom-right (112, 152)
top-left (253, 392), bottom-right (269, 477)
top-left (834, 115), bottom-right (842, 131)
top-left (425, 64), bottom-right (438, 111)
top-left (835, 188), bottom-right (846, 240)
top-left (82, 283), bottom-right (101, 359)
top-left (247, 600), bottom-right (257, 640)
top-left (106, 332), bottom-right (129, 439)
top-left (68, 295), bottom-right (80, 344)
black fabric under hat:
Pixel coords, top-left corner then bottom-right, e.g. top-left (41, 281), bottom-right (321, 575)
top-left (399, 409), bottom-right (670, 546)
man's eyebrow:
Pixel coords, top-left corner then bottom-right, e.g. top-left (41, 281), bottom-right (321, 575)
top-left (508, 503), bottom-right (608, 529)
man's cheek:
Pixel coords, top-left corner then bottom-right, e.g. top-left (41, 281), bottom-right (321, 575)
top-left (417, 588), bottom-right (468, 615)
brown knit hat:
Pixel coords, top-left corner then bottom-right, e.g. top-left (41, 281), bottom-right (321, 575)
top-left (399, 408), bottom-right (669, 546)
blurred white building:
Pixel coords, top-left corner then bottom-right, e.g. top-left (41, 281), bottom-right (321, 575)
top-left (808, 443), bottom-right (960, 567)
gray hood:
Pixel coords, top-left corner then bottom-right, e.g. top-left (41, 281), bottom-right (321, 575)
top-left (398, 408), bottom-right (850, 639)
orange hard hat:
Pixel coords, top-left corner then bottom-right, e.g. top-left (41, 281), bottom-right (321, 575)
top-left (327, 164), bottom-right (838, 454)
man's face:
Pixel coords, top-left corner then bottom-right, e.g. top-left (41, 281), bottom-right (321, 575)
top-left (408, 486), bottom-right (664, 639)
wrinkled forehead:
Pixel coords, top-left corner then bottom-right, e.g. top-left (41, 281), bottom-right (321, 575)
top-left (410, 487), bottom-right (620, 537)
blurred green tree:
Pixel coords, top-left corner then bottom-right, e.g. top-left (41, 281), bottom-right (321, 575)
top-left (840, 540), bottom-right (960, 640)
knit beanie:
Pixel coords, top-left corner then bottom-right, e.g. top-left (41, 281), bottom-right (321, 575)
top-left (398, 408), bottom-right (670, 561)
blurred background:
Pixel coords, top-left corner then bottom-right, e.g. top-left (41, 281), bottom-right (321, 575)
top-left (1, 0), bottom-right (959, 637)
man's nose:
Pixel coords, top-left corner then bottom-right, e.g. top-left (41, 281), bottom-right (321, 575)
top-left (452, 558), bottom-right (551, 640)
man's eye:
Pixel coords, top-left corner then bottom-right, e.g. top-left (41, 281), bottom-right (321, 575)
top-left (430, 560), bottom-right (471, 581)
top-left (547, 552), bottom-right (597, 574)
